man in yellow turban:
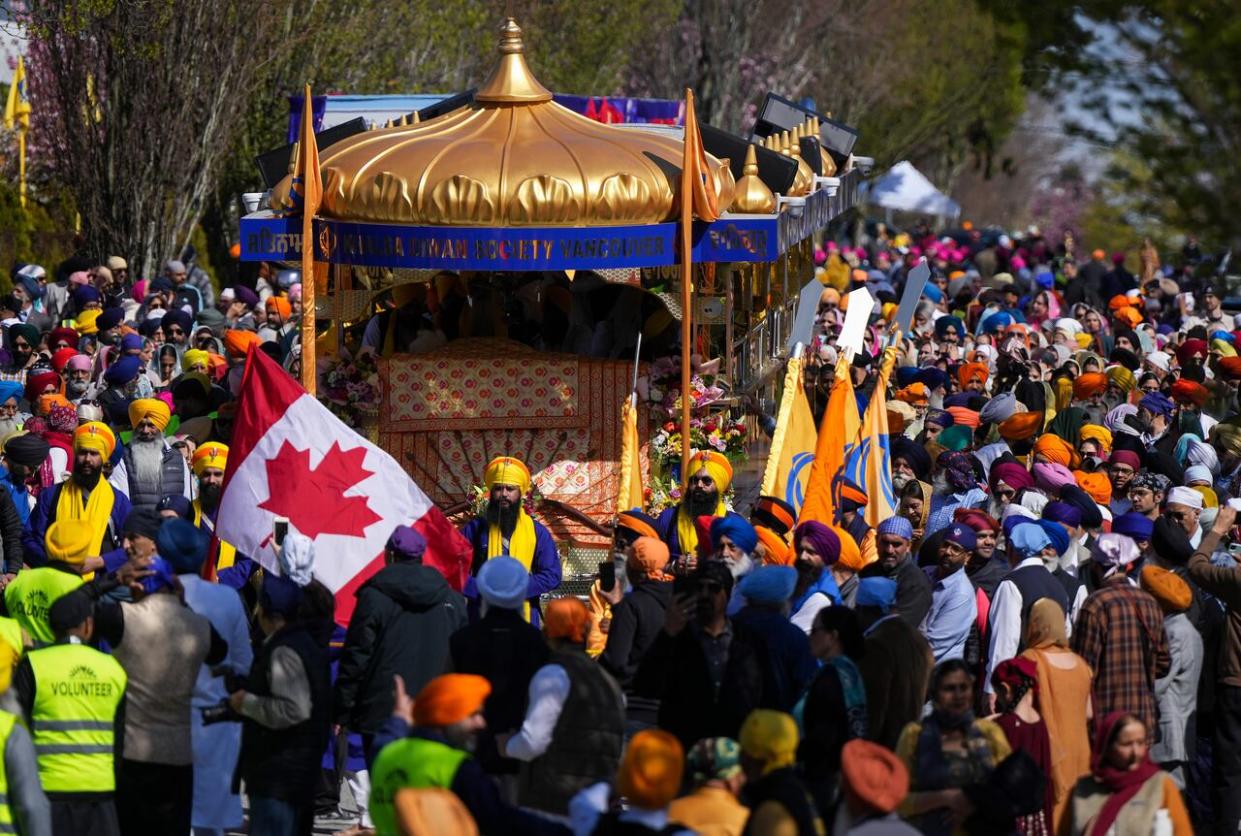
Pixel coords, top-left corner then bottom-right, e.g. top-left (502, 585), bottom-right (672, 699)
top-left (739, 709), bottom-right (825, 832)
top-left (109, 397), bottom-right (192, 515)
top-left (181, 348), bottom-right (210, 375)
top-left (23, 421), bottom-right (133, 566)
top-left (460, 456), bottom-right (561, 625)
top-left (656, 450), bottom-right (745, 565)
top-left (187, 443), bottom-right (243, 580)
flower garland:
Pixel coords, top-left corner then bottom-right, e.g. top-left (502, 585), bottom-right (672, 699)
top-left (320, 351), bottom-right (380, 429)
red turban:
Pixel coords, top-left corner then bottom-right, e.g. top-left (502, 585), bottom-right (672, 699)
top-left (1170, 379), bottom-right (1208, 408)
top-left (989, 461), bottom-right (1034, 493)
top-left (24, 371), bottom-right (60, 404)
top-left (954, 508), bottom-right (998, 533)
top-left (1110, 450), bottom-right (1141, 472)
top-left (51, 348), bottom-right (79, 373)
top-left (1177, 339), bottom-right (1209, 367)
top-left (1218, 356), bottom-right (1241, 381)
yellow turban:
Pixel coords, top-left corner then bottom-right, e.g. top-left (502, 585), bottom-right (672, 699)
top-left (128, 398), bottom-right (171, 432)
top-left (1192, 485), bottom-right (1219, 509)
top-left (1214, 339), bottom-right (1238, 358)
top-left (483, 456), bottom-right (531, 494)
top-left (1074, 332), bottom-right (1093, 349)
top-left (75, 309), bottom-right (101, 335)
top-left (1140, 565), bottom-right (1193, 613)
top-left (739, 709), bottom-right (799, 775)
top-left (182, 349), bottom-right (210, 372)
top-left (1106, 365), bottom-right (1135, 393)
top-left (46, 520), bottom-right (93, 565)
top-left (1079, 424), bottom-right (1113, 454)
top-left (73, 421), bottom-right (116, 458)
top-left (833, 524), bottom-right (866, 572)
top-left (687, 450), bottom-right (733, 492)
top-left (192, 442), bottom-right (229, 476)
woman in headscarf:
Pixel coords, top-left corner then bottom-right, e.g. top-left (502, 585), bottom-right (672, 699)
top-left (900, 478), bottom-right (934, 553)
top-left (1020, 598), bottom-right (1093, 835)
top-left (991, 658), bottom-right (1054, 835)
top-left (1068, 712), bottom-right (1191, 835)
top-left (896, 659), bottom-right (1011, 835)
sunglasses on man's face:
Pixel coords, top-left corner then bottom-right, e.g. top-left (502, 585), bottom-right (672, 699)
top-left (167, 327), bottom-right (184, 335)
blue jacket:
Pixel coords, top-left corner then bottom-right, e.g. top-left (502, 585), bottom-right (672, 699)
top-left (23, 480), bottom-right (132, 567)
top-left (733, 606), bottom-right (818, 713)
top-left (460, 516), bottom-right (561, 628)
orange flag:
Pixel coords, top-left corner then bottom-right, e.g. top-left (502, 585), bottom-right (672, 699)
top-left (798, 356), bottom-right (860, 526)
top-left (294, 84), bottom-right (323, 394)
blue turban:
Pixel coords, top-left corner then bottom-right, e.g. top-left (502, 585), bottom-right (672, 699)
top-left (980, 311), bottom-right (1013, 334)
top-left (979, 393), bottom-right (1017, 425)
top-left (140, 557), bottom-right (178, 594)
top-left (72, 285), bottom-right (101, 306)
top-left (1037, 519), bottom-right (1070, 556)
top-left (1140, 391), bottom-right (1175, 418)
top-left (877, 516), bottom-right (913, 541)
top-left (737, 565), bottom-right (797, 605)
top-left (103, 355), bottom-right (142, 386)
top-left (943, 523), bottom-right (977, 551)
top-left (924, 408), bottom-right (954, 429)
top-left (934, 316), bottom-right (965, 340)
top-left (711, 515), bottom-right (758, 554)
top-left (157, 518), bottom-right (210, 574)
top-left (895, 366), bottom-right (920, 388)
top-left (1035, 270), bottom-right (1055, 289)
top-left (120, 333), bottom-right (144, 352)
top-left (260, 573), bottom-right (303, 618)
top-left (916, 367), bottom-right (948, 392)
top-left (1041, 501), bottom-right (1082, 528)
top-left (476, 556), bottom-right (529, 611)
top-left (156, 494), bottom-right (194, 520)
top-left (0, 380), bottom-right (22, 406)
top-left (923, 283), bottom-right (944, 303)
top-left (161, 309), bottom-right (192, 336)
top-left (1009, 521), bottom-right (1052, 559)
top-left (1058, 485), bottom-right (1103, 529)
top-left (856, 577), bottom-right (897, 611)
top-left (16, 274), bottom-right (43, 301)
top-left (1113, 512), bottom-right (1155, 542)
top-left (1212, 330), bottom-right (1235, 344)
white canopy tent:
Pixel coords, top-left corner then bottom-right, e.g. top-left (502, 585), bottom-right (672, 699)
top-left (866, 160), bottom-right (960, 224)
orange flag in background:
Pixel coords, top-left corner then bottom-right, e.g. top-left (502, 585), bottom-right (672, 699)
top-left (798, 356), bottom-right (860, 526)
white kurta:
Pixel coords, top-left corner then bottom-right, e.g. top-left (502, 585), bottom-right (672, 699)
top-left (181, 574), bottom-right (254, 830)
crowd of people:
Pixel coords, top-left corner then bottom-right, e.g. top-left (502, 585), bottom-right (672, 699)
top-left (0, 224), bottom-right (1232, 836)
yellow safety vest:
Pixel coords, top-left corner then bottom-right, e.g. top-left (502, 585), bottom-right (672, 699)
top-left (3, 569), bottom-right (83, 646)
top-left (0, 710), bottom-right (15, 834)
top-left (27, 643), bottom-right (126, 793)
top-left (369, 737), bottom-right (469, 836)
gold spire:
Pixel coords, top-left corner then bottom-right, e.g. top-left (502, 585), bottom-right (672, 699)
top-left (474, 17), bottom-right (554, 103)
top-left (729, 143), bottom-right (776, 214)
top-left (411, 110), bottom-right (420, 124)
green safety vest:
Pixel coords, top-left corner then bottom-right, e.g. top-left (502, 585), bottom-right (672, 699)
top-left (0, 618), bottom-right (21, 657)
top-left (368, 736), bottom-right (469, 836)
top-left (3, 569), bottom-right (83, 646)
top-left (0, 710), bottom-right (15, 834)
top-left (27, 643), bottom-right (126, 793)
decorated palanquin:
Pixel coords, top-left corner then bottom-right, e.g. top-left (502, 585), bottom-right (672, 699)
top-left (379, 338), bottom-right (647, 550)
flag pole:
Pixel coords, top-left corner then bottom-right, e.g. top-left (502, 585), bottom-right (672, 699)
top-left (679, 90), bottom-right (695, 486)
top-left (17, 129), bottom-right (25, 209)
top-left (299, 84), bottom-right (317, 396)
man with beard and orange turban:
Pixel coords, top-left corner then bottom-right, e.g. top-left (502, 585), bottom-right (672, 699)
top-left (1072, 372), bottom-right (1108, 402)
top-left (1032, 434), bottom-right (1080, 469)
top-left (108, 397), bottom-right (193, 515)
top-left (957, 362), bottom-right (989, 394)
top-left (461, 456), bottom-right (561, 626)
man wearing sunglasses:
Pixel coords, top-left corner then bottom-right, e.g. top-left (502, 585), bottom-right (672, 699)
top-left (1163, 486), bottom-right (1205, 550)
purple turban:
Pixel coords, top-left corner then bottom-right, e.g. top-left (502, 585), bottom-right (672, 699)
top-left (1032, 462), bottom-right (1076, 494)
top-left (792, 521), bottom-right (841, 565)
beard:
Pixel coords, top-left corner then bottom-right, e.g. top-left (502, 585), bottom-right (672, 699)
top-left (130, 437), bottom-right (164, 486)
top-left (199, 482), bottom-right (223, 512)
top-left (932, 472), bottom-right (951, 495)
top-left (892, 472), bottom-right (912, 492)
top-left (66, 379), bottom-right (91, 399)
top-left (73, 464), bottom-right (101, 489)
top-left (726, 552), bottom-right (754, 580)
top-left (684, 488), bottom-right (719, 518)
top-left (0, 416), bottom-right (20, 438)
top-left (485, 499), bottom-right (520, 536)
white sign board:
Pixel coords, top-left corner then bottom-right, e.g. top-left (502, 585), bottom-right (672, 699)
top-left (786, 279), bottom-right (826, 353)
top-left (893, 258), bottom-right (931, 336)
top-left (838, 288), bottom-right (875, 359)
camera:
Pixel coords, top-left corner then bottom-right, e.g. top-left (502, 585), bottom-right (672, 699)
top-left (200, 700), bottom-right (242, 726)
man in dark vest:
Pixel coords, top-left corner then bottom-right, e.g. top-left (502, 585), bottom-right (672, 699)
top-left (230, 565), bottom-right (331, 836)
top-left (983, 521), bottom-right (1070, 712)
top-left (107, 399), bottom-right (191, 515)
top-left (501, 597), bottom-right (625, 817)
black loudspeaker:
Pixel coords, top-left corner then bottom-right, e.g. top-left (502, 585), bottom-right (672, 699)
top-left (699, 123), bottom-right (797, 196)
top-left (799, 136), bottom-right (822, 176)
top-left (751, 92), bottom-right (859, 165)
top-left (254, 117), bottom-right (369, 188)
top-left (415, 88), bottom-right (476, 123)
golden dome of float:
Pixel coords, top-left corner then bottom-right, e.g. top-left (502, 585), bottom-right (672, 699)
top-left (272, 18), bottom-right (737, 227)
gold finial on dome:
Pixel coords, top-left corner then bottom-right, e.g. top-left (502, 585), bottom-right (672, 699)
top-left (730, 143), bottom-right (776, 214)
top-left (475, 17), bottom-right (553, 103)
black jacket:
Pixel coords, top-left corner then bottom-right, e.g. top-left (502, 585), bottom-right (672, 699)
top-left (634, 619), bottom-right (766, 750)
top-left (861, 557), bottom-right (932, 628)
top-left (599, 579), bottom-right (672, 690)
top-left (334, 561), bottom-right (466, 733)
top-left (449, 607), bottom-right (548, 774)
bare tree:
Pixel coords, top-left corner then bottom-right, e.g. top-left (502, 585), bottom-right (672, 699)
top-left (19, 0), bottom-right (296, 275)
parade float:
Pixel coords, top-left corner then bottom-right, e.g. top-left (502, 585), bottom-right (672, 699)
top-left (238, 17), bottom-right (864, 575)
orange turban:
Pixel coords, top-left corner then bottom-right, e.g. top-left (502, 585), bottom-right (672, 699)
top-left (946, 406), bottom-right (980, 429)
top-left (265, 295), bottom-right (292, 319)
top-left (1108, 294), bottom-right (1133, 311)
top-left (543, 597), bottom-right (590, 644)
top-left (36, 393), bottom-right (71, 417)
top-left (1074, 470), bottom-right (1112, 505)
top-left (412, 674), bottom-right (491, 727)
top-left (841, 739), bottom-right (909, 815)
top-left (1171, 379), bottom-right (1208, 408)
top-left (616, 511), bottom-right (659, 540)
top-left (1072, 372), bottom-right (1108, 400)
top-left (834, 525), bottom-right (866, 572)
top-left (223, 329), bottom-right (260, 359)
top-left (755, 525), bottom-right (793, 566)
top-left (894, 382), bottom-right (929, 406)
top-left (1140, 565), bottom-right (1192, 613)
top-left (957, 362), bottom-right (988, 389)
top-left (617, 730), bottom-right (684, 810)
top-left (1033, 434), bottom-right (1080, 468)
top-left (627, 537), bottom-right (672, 580)
top-left (1218, 356), bottom-right (1241, 381)
top-left (128, 398), bottom-right (171, 432)
top-left (999, 411), bottom-right (1043, 441)
top-left (1115, 306), bottom-right (1143, 328)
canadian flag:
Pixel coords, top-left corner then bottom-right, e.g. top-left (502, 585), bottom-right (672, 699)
top-left (216, 347), bottom-right (472, 626)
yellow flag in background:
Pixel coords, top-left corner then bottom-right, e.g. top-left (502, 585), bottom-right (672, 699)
top-left (617, 393), bottom-right (645, 513)
top-left (760, 354), bottom-right (818, 514)
top-left (4, 57), bottom-right (30, 132)
top-left (798, 356), bottom-right (860, 526)
top-left (845, 346), bottom-right (900, 528)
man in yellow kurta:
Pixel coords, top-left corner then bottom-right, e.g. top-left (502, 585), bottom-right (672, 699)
top-left (460, 457), bottom-right (561, 626)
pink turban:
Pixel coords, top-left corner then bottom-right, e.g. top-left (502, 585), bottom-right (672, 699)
top-left (1033, 462), bottom-right (1076, 494)
top-left (66, 354), bottom-right (92, 373)
top-left (69, 271), bottom-right (90, 286)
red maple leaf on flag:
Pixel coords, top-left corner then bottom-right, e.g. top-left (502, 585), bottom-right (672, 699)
top-left (258, 441), bottom-right (383, 539)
